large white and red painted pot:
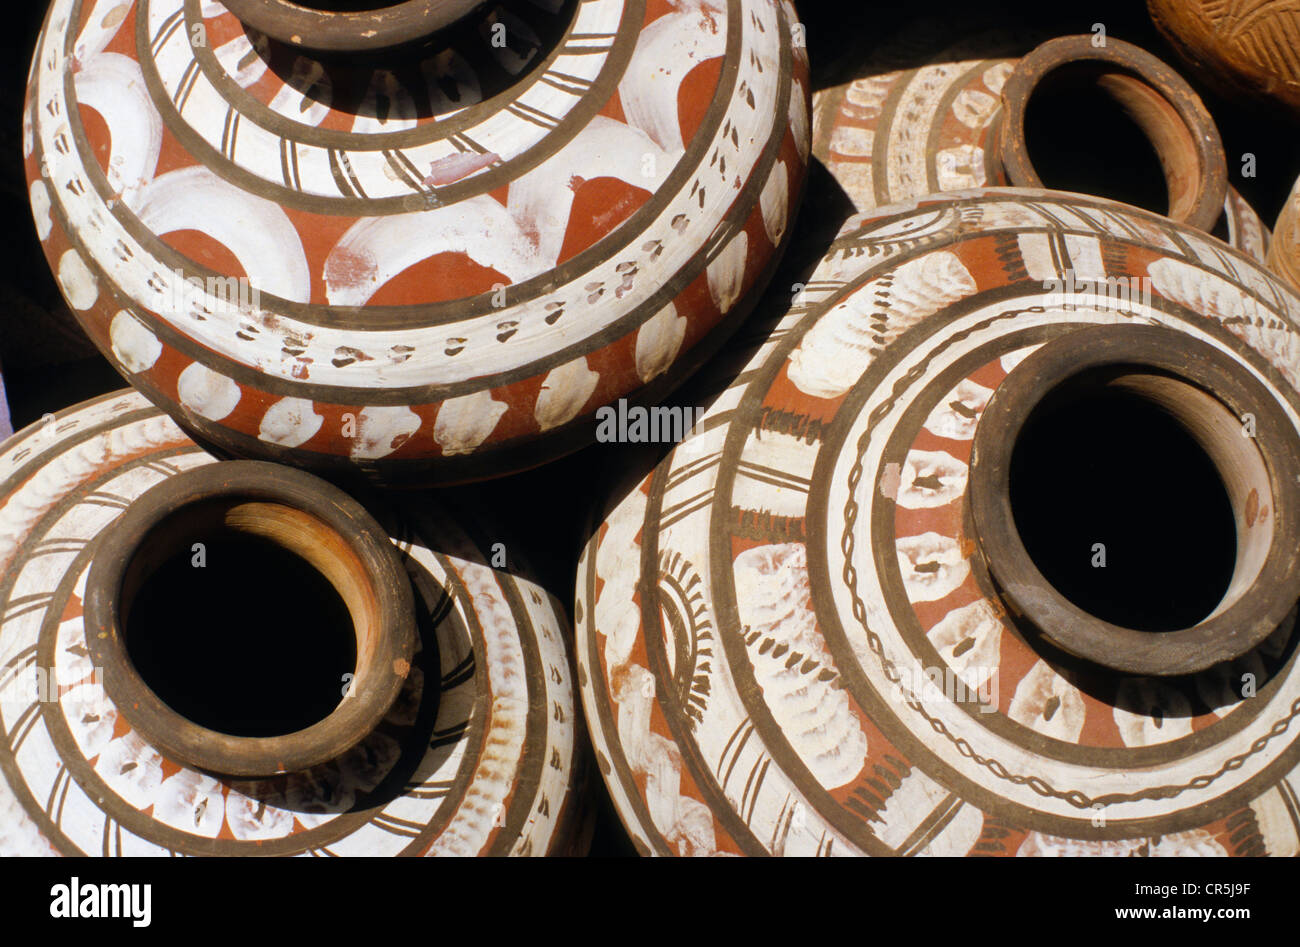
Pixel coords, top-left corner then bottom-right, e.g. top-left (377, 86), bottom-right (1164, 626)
top-left (23, 0), bottom-right (809, 484)
top-left (0, 391), bottom-right (587, 855)
top-left (577, 188), bottom-right (1300, 856)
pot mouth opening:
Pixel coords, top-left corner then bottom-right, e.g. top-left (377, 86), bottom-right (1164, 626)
top-left (1008, 367), bottom-right (1251, 632)
top-left (1020, 65), bottom-right (1178, 221)
top-left (119, 499), bottom-right (364, 739)
top-left (969, 326), bottom-right (1300, 677)
top-left (84, 462), bottom-right (415, 777)
top-left (276, 0), bottom-right (413, 10)
top-left (222, 0), bottom-right (487, 53)
top-left (997, 35), bottom-right (1227, 235)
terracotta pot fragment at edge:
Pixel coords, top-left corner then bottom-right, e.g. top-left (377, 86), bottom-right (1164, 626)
top-left (1148, 0), bottom-right (1300, 118)
top-left (1269, 177), bottom-right (1300, 292)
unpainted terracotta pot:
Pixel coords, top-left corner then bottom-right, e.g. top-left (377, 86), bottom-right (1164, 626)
top-left (1269, 175), bottom-right (1300, 292)
top-left (1148, 0), bottom-right (1300, 116)
top-left (0, 391), bottom-right (587, 855)
top-left (577, 188), bottom-right (1300, 856)
top-left (24, 0), bottom-right (810, 485)
top-left (812, 35), bottom-right (1270, 263)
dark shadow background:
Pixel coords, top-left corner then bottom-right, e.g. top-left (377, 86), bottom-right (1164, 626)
top-left (4, 0), bottom-right (1299, 857)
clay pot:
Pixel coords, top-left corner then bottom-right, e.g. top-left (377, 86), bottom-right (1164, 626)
top-left (576, 188), bottom-right (1300, 856)
top-left (1148, 0), bottom-right (1300, 116)
top-left (23, 0), bottom-right (810, 485)
top-left (1269, 175), bottom-right (1300, 292)
top-left (0, 371), bottom-right (9, 441)
top-left (812, 35), bottom-right (1269, 263)
top-left (0, 391), bottom-right (587, 855)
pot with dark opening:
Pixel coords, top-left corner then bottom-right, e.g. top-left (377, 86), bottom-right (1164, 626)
top-left (24, 0), bottom-right (810, 485)
top-left (577, 188), bottom-right (1300, 856)
top-left (0, 391), bottom-right (588, 855)
top-left (811, 33), bottom-right (1270, 263)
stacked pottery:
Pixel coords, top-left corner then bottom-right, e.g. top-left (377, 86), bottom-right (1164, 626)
top-left (12, 0), bottom-right (1300, 863)
top-left (811, 35), bottom-right (1271, 264)
top-left (577, 188), bottom-right (1300, 856)
top-left (23, 0), bottom-right (810, 485)
top-left (5, 0), bottom-right (815, 857)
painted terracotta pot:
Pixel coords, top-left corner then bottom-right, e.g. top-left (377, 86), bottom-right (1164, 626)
top-left (1148, 0), bottom-right (1300, 116)
top-left (1269, 175), bottom-right (1300, 293)
top-left (811, 35), bottom-right (1270, 264)
top-left (576, 188), bottom-right (1300, 856)
top-left (0, 391), bottom-right (587, 855)
top-left (23, 0), bottom-right (810, 485)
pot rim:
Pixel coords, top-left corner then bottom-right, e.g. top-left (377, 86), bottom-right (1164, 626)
top-left (968, 324), bottom-right (1300, 676)
top-left (996, 34), bottom-right (1228, 235)
top-left (82, 460), bottom-right (416, 777)
top-left (220, 0), bottom-right (486, 53)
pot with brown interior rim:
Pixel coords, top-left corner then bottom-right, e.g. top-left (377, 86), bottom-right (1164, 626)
top-left (23, 0), bottom-right (809, 485)
top-left (968, 325), bottom-right (1300, 678)
top-left (811, 33), bottom-right (1270, 263)
top-left (576, 187), bottom-right (1300, 856)
top-left (0, 391), bottom-right (588, 856)
top-left (83, 460), bottom-right (417, 777)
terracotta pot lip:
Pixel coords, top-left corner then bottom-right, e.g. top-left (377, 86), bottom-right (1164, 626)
top-left (220, 0), bottom-right (486, 53)
top-left (82, 460), bottom-right (416, 777)
top-left (968, 325), bottom-right (1300, 677)
top-left (996, 34), bottom-right (1228, 234)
